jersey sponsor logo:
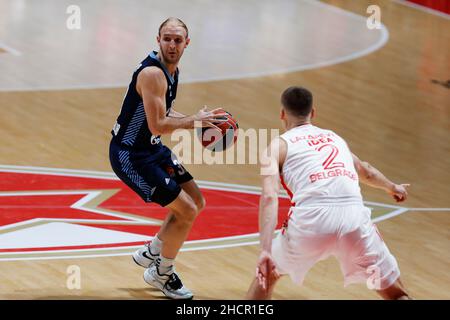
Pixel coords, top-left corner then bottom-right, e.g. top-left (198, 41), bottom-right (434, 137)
top-left (310, 168), bottom-right (358, 183)
top-left (289, 132), bottom-right (335, 144)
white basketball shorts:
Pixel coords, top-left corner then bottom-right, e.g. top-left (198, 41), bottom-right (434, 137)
top-left (272, 205), bottom-right (400, 290)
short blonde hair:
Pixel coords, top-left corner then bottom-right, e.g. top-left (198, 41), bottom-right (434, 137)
top-left (158, 17), bottom-right (189, 38)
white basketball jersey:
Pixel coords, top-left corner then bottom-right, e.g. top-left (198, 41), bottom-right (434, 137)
top-left (280, 124), bottom-right (363, 207)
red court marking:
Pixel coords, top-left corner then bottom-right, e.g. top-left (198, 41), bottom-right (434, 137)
top-left (407, 0), bottom-right (450, 14)
top-left (0, 194), bottom-right (125, 226)
top-left (0, 172), bottom-right (291, 252)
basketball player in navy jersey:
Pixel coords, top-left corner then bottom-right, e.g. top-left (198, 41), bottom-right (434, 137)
top-left (109, 17), bottom-right (226, 299)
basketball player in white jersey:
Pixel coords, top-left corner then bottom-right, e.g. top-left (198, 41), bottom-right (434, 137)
top-left (246, 86), bottom-right (411, 300)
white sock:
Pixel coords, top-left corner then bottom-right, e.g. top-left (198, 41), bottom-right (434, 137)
top-left (157, 255), bottom-right (174, 275)
top-left (149, 235), bottom-right (162, 255)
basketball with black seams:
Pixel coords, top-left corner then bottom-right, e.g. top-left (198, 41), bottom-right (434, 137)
top-left (197, 111), bottom-right (238, 152)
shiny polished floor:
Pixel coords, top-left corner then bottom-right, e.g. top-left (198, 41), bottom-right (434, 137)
top-left (0, 0), bottom-right (448, 299)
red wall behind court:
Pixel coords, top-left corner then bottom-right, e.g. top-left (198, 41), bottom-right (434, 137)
top-left (407, 0), bottom-right (450, 14)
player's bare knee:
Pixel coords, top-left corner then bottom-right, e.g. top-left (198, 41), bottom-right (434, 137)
top-left (177, 201), bottom-right (198, 224)
top-left (184, 206), bottom-right (198, 224)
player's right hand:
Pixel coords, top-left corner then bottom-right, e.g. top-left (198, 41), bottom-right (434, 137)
top-left (195, 106), bottom-right (228, 122)
top-left (256, 250), bottom-right (280, 291)
top-left (388, 183), bottom-right (410, 202)
top-left (194, 106), bottom-right (228, 130)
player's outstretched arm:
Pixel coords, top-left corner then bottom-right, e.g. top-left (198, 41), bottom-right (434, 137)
top-left (137, 67), bottom-right (227, 135)
top-left (259, 166), bottom-right (279, 255)
top-left (352, 153), bottom-right (410, 202)
top-left (256, 138), bottom-right (287, 289)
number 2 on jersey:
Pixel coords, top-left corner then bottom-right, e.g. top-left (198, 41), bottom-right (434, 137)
top-left (317, 144), bottom-right (344, 170)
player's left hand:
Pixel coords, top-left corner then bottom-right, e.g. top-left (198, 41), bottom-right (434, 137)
top-left (256, 250), bottom-right (280, 291)
top-left (389, 183), bottom-right (410, 202)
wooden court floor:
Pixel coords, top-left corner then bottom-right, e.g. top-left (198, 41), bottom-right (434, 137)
top-left (0, 0), bottom-right (448, 299)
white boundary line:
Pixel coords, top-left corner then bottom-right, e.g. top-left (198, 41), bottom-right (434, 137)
top-left (372, 208), bottom-right (409, 223)
top-left (0, 0), bottom-right (389, 92)
top-left (0, 232), bottom-right (262, 256)
top-left (393, 0), bottom-right (450, 20)
top-left (0, 240), bottom-right (258, 261)
top-left (0, 231), bottom-right (266, 261)
top-left (408, 208), bottom-right (450, 212)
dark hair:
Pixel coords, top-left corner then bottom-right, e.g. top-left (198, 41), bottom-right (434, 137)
top-left (158, 17), bottom-right (189, 38)
top-left (281, 86), bottom-right (313, 117)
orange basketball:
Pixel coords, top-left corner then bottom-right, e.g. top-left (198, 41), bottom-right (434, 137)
top-left (197, 111), bottom-right (238, 152)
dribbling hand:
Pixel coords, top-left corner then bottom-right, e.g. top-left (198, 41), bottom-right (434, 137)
top-left (256, 250), bottom-right (280, 291)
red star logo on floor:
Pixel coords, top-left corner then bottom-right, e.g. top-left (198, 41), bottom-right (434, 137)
top-left (0, 166), bottom-right (291, 260)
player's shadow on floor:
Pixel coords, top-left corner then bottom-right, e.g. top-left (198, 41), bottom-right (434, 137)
top-left (30, 287), bottom-right (170, 300)
top-left (116, 287), bottom-right (171, 299)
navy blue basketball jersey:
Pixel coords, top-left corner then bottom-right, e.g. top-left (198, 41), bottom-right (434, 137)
top-left (111, 51), bottom-right (178, 151)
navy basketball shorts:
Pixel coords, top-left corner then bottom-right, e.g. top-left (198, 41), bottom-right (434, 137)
top-left (109, 140), bottom-right (193, 207)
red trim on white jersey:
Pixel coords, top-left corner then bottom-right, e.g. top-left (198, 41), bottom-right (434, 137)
top-left (280, 174), bottom-right (295, 206)
top-left (280, 174), bottom-right (295, 235)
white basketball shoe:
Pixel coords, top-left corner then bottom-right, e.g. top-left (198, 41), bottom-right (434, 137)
top-left (132, 243), bottom-right (158, 268)
top-left (144, 265), bottom-right (193, 300)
